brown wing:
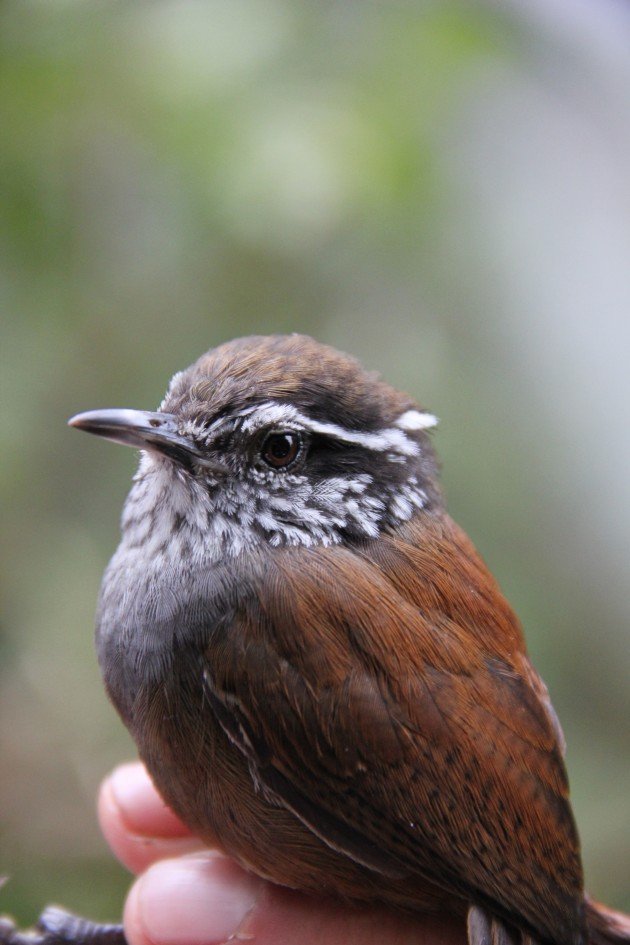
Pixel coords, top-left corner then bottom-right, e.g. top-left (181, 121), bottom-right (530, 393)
top-left (203, 514), bottom-right (583, 945)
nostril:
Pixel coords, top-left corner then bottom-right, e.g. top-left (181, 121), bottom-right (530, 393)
top-left (149, 418), bottom-right (163, 428)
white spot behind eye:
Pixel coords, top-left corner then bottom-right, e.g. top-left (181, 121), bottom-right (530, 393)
top-left (394, 410), bottom-right (438, 431)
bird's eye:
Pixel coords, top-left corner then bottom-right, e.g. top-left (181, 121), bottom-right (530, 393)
top-left (261, 431), bottom-right (301, 470)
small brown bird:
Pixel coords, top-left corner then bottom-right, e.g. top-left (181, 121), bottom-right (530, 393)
top-left (2, 335), bottom-right (627, 945)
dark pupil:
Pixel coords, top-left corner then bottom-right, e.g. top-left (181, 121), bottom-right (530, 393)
top-left (263, 432), bottom-right (298, 468)
top-left (269, 435), bottom-right (292, 458)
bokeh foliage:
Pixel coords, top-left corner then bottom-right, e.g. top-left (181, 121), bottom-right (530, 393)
top-left (1, 0), bottom-right (628, 926)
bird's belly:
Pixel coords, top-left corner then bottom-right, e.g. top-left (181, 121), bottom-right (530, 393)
top-left (132, 673), bottom-right (454, 914)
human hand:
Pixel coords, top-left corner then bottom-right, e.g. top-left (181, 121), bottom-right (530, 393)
top-left (98, 762), bottom-right (465, 945)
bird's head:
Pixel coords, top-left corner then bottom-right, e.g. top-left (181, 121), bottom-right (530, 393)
top-left (70, 335), bottom-right (441, 554)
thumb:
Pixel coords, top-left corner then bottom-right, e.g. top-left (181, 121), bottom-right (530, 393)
top-left (124, 850), bottom-right (464, 945)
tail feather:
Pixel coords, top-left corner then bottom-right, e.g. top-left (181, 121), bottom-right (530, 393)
top-left (467, 906), bottom-right (521, 945)
top-left (468, 905), bottom-right (493, 945)
top-left (586, 897), bottom-right (630, 945)
top-left (467, 899), bottom-right (630, 945)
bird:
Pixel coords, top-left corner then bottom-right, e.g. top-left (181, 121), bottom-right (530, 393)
top-left (2, 334), bottom-right (627, 945)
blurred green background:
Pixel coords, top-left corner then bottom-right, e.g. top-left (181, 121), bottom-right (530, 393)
top-left (1, 0), bottom-right (629, 926)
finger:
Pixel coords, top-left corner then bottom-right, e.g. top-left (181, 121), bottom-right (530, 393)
top-left (98, 762), bottom-right (206, 874)
top-left (124, 851), bottom-right (465, 945)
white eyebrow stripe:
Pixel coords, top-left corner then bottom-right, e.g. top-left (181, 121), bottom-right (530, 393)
top-left (239, 402), bottom-right (419, 456)
top-left (299, 414), bottom-right (419, 456)
top-left (240, 402), bottom-right (297, 430)
top-left (394, 409), bottom-right (438, 431)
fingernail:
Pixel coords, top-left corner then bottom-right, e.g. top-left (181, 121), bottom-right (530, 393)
top-left (109, 763), bottom-right (190, 838)
top-left (134, 854), bottom-right (261, 945)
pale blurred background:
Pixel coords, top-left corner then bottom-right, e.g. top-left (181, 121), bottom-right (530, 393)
top-left (1, 0), bottom-right (629, 926)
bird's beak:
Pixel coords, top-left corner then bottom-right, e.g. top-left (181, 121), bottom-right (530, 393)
top-left (68, 408), bottom-right (226, 473)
